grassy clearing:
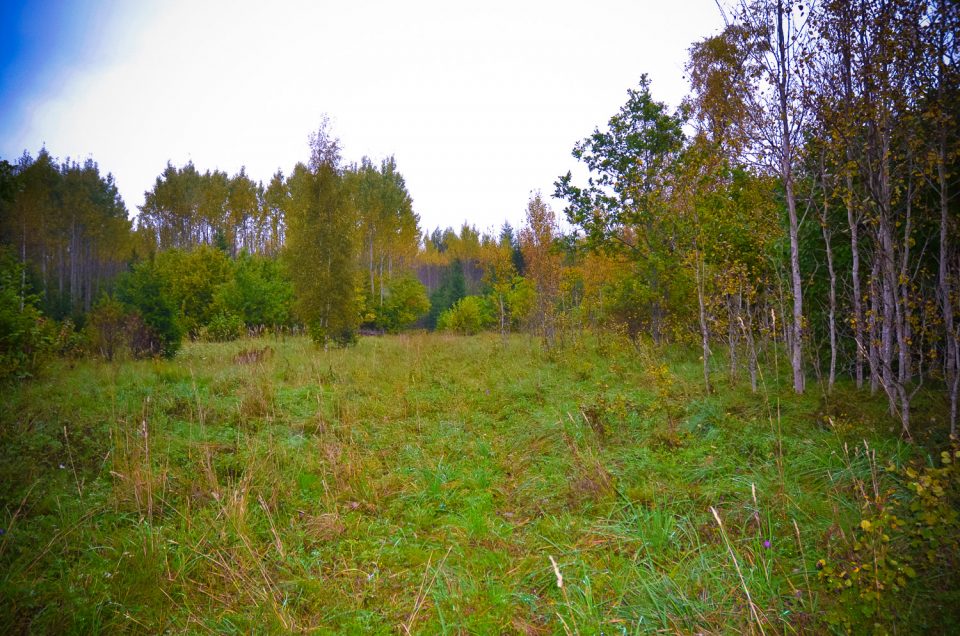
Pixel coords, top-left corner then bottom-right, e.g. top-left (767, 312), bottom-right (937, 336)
top-left (0, 333), bottom-right (948, 633)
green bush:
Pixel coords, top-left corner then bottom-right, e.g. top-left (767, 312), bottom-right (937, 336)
top-left (213, 253), bottom-right (293, 330)
top-left (86, 296), bottom-right (166, 361)
top-left (86, 297), bottom-right (129, 360)
top-left (199, 311), bottom-right (245, 342)
top-left (115, 261), bottom-right (183, 358)
top-left (54, 319), bottom-right (86, 359)
top-left (436, 296), bottom-right (493, 335)
top-left (0, 249), bottom-right (52, 381)
top-left (152, 246), bottom-right (232, 337)
top-left (375, 275), bottom-right (430, 333)
top-left (427, 259), bottom-right (466, 329)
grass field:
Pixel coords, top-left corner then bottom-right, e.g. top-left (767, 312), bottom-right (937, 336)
top-left (0, 333), bottom-right (952, 633)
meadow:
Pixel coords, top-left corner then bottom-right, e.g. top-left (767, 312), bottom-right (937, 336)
top-left (0, 333), bottom-right (955, 634)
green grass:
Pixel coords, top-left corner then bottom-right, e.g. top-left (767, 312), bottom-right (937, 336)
top-left (0, 333), bottom-right (945, 633)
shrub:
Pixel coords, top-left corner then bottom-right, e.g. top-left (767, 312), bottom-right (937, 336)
top-left (0, 248), bottom-right (52, 381)
top-left (152, 245), bottom-right (232, 336)
top-left (115, 261), bottom-right (183, 358)
top-left (199, 311), bottom-right (245, 342)
top-left (86, 296), bottom-right (162, 360)
top-left (53, 319), bottom-right (86, 358)
top-left (87, 297), bottom-right (130, 360)
top-left (437, 296), bottom-right (493, 335)
top-left (375, 275), bottom-right (430, 333)
top-left (213, 253), bottom-right (294, 330)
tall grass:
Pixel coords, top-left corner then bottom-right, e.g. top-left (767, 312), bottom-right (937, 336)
top-left (0, 332), bottom-right (946, 633)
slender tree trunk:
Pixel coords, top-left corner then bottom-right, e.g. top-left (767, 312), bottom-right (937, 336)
top-left (894, 178), bottom-right (915, 437)
top-left (369, 234), bottom-right (375, 297)
top-left (877, 132), bottom-right (898, 417)
top-left (868, 255), bottom-right (881, 394)
top-left (939, 143), bottom-right (958, 434)
top-left (696, 249), bottom-right (711, 393)
top-left (85, 237), bottom-right (94, 312)
top-left (70, 218), bottom-right (78, 312)
top-left (745, 294), bottom-right (758, 393)
top-left (879, 214), bottom-right (897, 416)
top-left (785, 177), bottom-right (805, 394)
top-left (821, 220), bottom-right (837, 392)
top-left (838, 9), bottom-right (864, 390)
top-left (776, 0), bottom-right (805, 394)
top-left (379, 254), bottom-right (385, 307)
top-left (820, 156), bottom-right (837, 392)
top-left (58, 242), bottom-right (64, 301)
top-left (728, 294), bottom-right (738, 381)
top-left (846, 174), bottom-right (864, 389)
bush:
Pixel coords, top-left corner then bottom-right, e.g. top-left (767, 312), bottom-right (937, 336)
top-left (115, 261), bottom-right (183, 358)
top-left (54, 319), bottom-right (86, 359)
top-left (199, 311), bottom-right (245, 342)
top-left (437, 296), bottom-right (493, 335)
top-left (87, 297), bottom-right (129, 360)
top-left (153, 246), bottom-right (232, 337)
top-left (375, 275), bottom-right (430, 333)
top-left (0, 250), bottom-right (52, 381)
top-left (86, 297), bottom-right (159, 360)
top-left (213, 253), bottom-right (294, 330)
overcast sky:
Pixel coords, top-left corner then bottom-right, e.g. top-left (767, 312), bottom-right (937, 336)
top-left (0, 0), bottom-right (724, 234)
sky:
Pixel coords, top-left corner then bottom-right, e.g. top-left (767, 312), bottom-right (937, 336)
top-left (0, 0), bottom-right (725, 234)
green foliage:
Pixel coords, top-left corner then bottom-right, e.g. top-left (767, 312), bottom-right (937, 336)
top-left (86, 296), bottom-right (135, 361)
top-left (121, 249), bottom-right (294, 342)
top-left (199, 311), bottom-right (245, 342)
top-left (502, 275), bottom-right (536, 330)
top-left (139, 162), bottom-right (286, 256)
top-left (115, 260), bottom-right (183, 358)
top-left (606, 270), bottom-right (658, 340)
top-left (554, 76), bottom-right (687, 343)
top-left (375, 274), bottom-right (430, 332)
top-left (153, 245), bottom-right (232, 336)
top-left (555, 75), bottom-right (684, 244)
top-left (0, 150), bottom-right (132, 320)
top-left (436, 295), bottom-right (493, 335)
top-left (284, 125), bottom-right (360, 346)
top-left (352, 156), bottom-right (420, 305)
top-left (0, 248), bottom-right (51, 381)
top-left (427, 259), bottom-right (467, 329)
top-left (818, 442), bottom-right (960, 632)
top-left (213, 253), bottom-right (293, 330)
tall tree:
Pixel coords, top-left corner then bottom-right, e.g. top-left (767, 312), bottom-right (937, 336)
top-left (520, 193), bottom-right (563, 347)
top-left (724, 0), bottom-right (815, 393)
top-left (555, 75), bottom-right (685, 344)
top-left (284, 121), bottom-right (360, 345)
